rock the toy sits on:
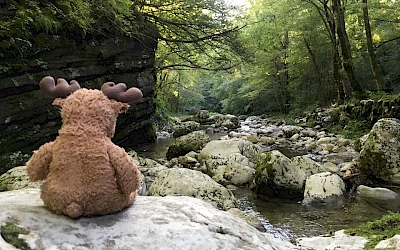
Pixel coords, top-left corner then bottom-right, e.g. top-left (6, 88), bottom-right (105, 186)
top-left (27, 76), bottom-right (143, 218)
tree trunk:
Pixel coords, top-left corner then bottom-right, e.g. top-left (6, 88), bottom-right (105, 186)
top-left (281, 30), bottom-right (290, 113)
top-left (323, 1), bottom-right (346, 102)
top-left (304, 38), bottom-right (326, 104)
top-left (332, 0), bottom-right (363, 93)
top-left (362, 0), bottom-right (386, 90)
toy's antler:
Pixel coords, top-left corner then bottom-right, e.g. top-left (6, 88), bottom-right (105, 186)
top-left (101, 82), bottom-right (143, 103)
top-left (40, 76), bottom-right (81, 98)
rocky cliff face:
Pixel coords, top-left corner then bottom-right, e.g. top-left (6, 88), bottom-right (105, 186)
top-left (0, 3), bottom-right (158, 166)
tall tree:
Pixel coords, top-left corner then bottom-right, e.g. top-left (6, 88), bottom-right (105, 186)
top-left (302, 0), bottom-right (346, 101)
top-left (332, 0), bottom-right (363, 93)
top-left (362, 0), bottom-right (385, 90)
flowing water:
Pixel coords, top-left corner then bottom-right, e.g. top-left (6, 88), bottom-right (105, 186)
top-left (132, 131), bottom-right (390, 240)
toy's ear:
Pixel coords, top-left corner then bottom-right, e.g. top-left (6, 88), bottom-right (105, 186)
top-left (111, 100), bottom-right (130, 114)
top-left (52, 98), bottom-right (65, 109)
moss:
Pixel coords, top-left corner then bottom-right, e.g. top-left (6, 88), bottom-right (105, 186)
top-left (345, 212), bottom-right (400, 250)
top-left (254, 152), bottom-right (272, 183)
top-left (0, 222), bottom-right (31, 250)
top-left (217, 226), bottom-right (228, 234)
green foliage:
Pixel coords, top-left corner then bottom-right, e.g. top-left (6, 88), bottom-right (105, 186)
top-left (0, 222), bottom-right (31, 250)
top-left (345, 212), bottom-right (400, 250)
top-left (0, 0), bottom-right (147, 60)
top-left (327, 120), bottom-right (370, 140)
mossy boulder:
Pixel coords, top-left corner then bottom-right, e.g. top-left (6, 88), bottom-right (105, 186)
top-left (193, 110), bottom-right (210, 124)
top-left (0, 166), bottom-right (41, 192)
top-left (166, 131), bottom-right (210, 160)
top-left (172, 121), bottom-right (201, 138)
top-left (254, 150), bottom-right (307, 198)
top-left (359, 118), bottom-right (400, 184)
top-left (148, 168), bottom-right (237, 210)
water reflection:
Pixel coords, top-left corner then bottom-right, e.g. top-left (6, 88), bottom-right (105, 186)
top-left (131, 131), bottom-right (227, 159)
top-left (232, 187), bottom-right (388, 240)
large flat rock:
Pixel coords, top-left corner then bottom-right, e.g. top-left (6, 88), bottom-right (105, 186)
top-left (0, 189), bottom-right (296, 250)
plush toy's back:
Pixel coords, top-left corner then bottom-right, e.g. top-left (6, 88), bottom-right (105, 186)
top-left (27, 76), bottom-right (142, 218)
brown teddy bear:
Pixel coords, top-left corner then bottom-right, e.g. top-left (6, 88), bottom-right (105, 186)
top-left (27, 76), bottom-right (143, 218)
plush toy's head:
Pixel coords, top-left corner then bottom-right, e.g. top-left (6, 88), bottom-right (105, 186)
top-left (40, 76), bottom-right (143, 138)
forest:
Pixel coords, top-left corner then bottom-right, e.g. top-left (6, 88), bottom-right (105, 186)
top-left (154, 0), bottom-right (400, 119)
top-left (0, 0), bottom-right (399, 120)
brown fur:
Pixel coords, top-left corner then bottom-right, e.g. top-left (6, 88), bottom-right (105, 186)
top-left (27, 88), bottom-right (140, 218)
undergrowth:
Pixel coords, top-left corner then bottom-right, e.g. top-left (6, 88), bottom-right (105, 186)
top-left (345, 211), bottom-right (400, 250)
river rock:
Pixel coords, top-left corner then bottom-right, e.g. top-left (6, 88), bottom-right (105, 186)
top-left (281, 125), bottom-right (303, 137)
top-left (193, 110), bottom-right (210, 124)
top-left (359, 118), bottom-right (400, 184)
top-left (215, 114), bottom-right (240, 129)
top-left (296, 230), bottom-right (368, 250)
top-left (302, 172), bottom-right (345, 208)
top-left (356, 185), bottom-right (400, 211)
top-left (254, 151), bottom-right (307, 198)
top-left (199, 139), bottom-right (244, 160)
top-left (213, 153), bottom-right (255, 186)
top-left (0, 166), bottom-right (41, 191)
top-left (322, 162), bottom-right (340, 173)
top-left (240, 140), bottom-right (261, 163)
top-left (292, 155), bottom-right (325, 177)
top-left (172, 121), bottom-right (201, 137)
top-left (227, 208), bottom-right (265, 232)
top-left (0, 189), bottom-right (296, 250)
top-left (316, 137), bottom-right (333, 145)
top-left (357, 185), bottom-right (399, 201)
top-left (300, 128), bottom-right (317, 137)
top-left (166, 130), bottom-right (210, 160)
top-left (375, 235), bottom-right (400, 249)
top-left (148, 168), bottom-right (237, 210)
top-left (130, 152), bottom-right (168, 192)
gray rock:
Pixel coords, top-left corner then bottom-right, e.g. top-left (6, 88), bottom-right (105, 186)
top-left (239, 140), bottom-right (261, 163)
top-left (292, 156), bottom-right (325, 177)
top-left (148, 168), bottom-right (237, 210)
top-left (357, 185), bottom-right (399, 201)
top-left (300, 128), bottom-right (317, 137)
top-left (227, 208), bottom-right (265, 232)
top-left (356, 185), bottom-right (400, 211)
top-left (215, 114), bottom-right (240, 129)
top-left (0, 189), bottom-right (296, 250)
top-left (199, 139), bottom-right (244, 161)
top-left (254, 151), bottom-right (307, 198)
top-left (221, 154), bottom-right (255, 186)
top-left (172, 121), bottom-right (201, 137)
top-left (375, 235), bottom-right (400, 249)
top-left (322, 162), bottom-right (340, 173)
top-left (316, 137), bottom-right (333, 145)
top-left (337, 138), bottom-right (351, 147)
top-left (193, 110), bottom-right (210, 124)
top-left (166, 130), bottom-right (210, 160)
top-left (296, 230), bottom-right (368, 250)
top-left (281, 125), bottom-right (302, 137)
top-left (359, 118), bottom-right (400, 184)
top-left (302, 172), bottom-right (345, 208)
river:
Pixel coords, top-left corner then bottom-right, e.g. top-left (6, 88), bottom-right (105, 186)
top-left (131, 131), bottom-right (389, 240)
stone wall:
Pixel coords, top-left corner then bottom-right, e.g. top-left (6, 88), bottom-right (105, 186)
top-left (0, 2), bottom-right (159, 165)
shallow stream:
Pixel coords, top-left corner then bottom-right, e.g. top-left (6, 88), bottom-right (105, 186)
top-left (131, 131), bottom-right (390, 240)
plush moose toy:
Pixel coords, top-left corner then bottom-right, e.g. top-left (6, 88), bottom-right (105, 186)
top-left (27, 76), bottom-right (142, 218)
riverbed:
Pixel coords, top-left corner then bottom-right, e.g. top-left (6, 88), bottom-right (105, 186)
top-left (131, 131), bottom-right (389, 240)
